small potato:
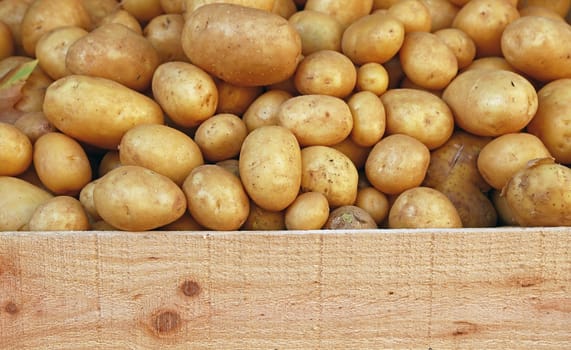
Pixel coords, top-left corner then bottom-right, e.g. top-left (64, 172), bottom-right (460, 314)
top-left (288, 10), bottom-right (344, 55)
top-left (79, 179), bottom-right (101, 221)
top-left (477, 133), bottom-right (552, 190)
top-left (421, 0), bottom-right (459, 32)
top-left (272, 0), bottom-right (297, 18)
top-left (144, 14), bottom-right (187, 63)
top-left (0, 21), bottom-right (13, 60)
top-left (215, 80), bottom-right (263, 116)
top-left (355, 186), bottom-right (390, 225)
top-left (94, 165), bottom-right (186, 231)
top-left (20, 0), bottom-right (91, 56)
top-left (348, 91), bottom-right (386, 148)
top-left (342, 12), bottom-right (405, 65)
top-left (452, 0), bottom-right (520, 57)
top-left (182, 4), bottom-right (302, 87)
top-left (28, 196), bottom-right (90, 231)
top-left (490, 189), bottom-right (518, 226)
top-left (242, 90), bottom-right (292, 132)
top-left (161, 0), bottom-right (185, 13)
top-left (519, 6), bottom-right (567, 20)
top-left (330, 138), bottom-right (371, 170)
top-left (35, 26), bottom-right (88, 80)
top-left (278, 95), bottom-right (353, 146)
top-left (0, 122), bottom-right (33, 176)
top-left (121, 0), bottom-right (164, 23)
top-left (388, 187), bottom-right (462, 229)
top-left (13, 112), bottom-right (56, 143)
top-left (152, 62), bottom-right (217, 128)
top-left (43, 75), bottom-right (164, 150)
top-left (98, 151), bottom-right (121, 177)
top-left (33, 132), bottom-right (92, 195)
top-left (160, 212), bottom-right (204, 231)
top-left (119, 124), bottom-right (204, 186)
top-left (99, 9), bottom-right (143, 34)
top-left (434, 28), bottom-right (476, 69)
top-left (294, 50), bottom-right (356, 98)
top-left (443, 69), bottom-right (538, 137)
top-left (216, 159), bottom-right (240, 178)
top-left (239, 126), bottom-right (301, 211)
top-left (301, 145), bottom-right (359, 207)
top-left (384, 56), bottom-right (405, 89)
top-left (462, 56), bottom-right (519, 73)
top-left (356, 62), bottom-right (389, 96)
top-left (365, 134), bottom-right (430, 195)
top-left (242, 201), bottom-right (286, 231)
top-left (399, 31), bottom-right (458, 90)
top-left (194, 113), bottom-right (247, 162)
top-left (372, 0), bottom-right (398, 9)
top-left (183, 164), bottom-right (250, 231)
top-left (518, 0), bottom-right (571, 18)
top-left (380, 88), bottom-right (454, 150)
top-left (81, 0), bottom-right (119, 27)
top-left (304, 0), bottom-right (373, 28)
top-left (0, 176), bottom-right (53, 231)
top-left (324, 205), bottom-right (377, 230)
top-left (387, 0), bottom-right (431, 33)
top-left (66, 23), bottom-right (160, 91)
top-left (285, 192), bottom-right (330, 230)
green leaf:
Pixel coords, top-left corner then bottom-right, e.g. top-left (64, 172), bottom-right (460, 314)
top-left (0, 59), bottom-right (39, 90)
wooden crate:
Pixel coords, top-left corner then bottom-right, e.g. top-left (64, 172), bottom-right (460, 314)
top-left (1, 227), bottom-right (570, 349)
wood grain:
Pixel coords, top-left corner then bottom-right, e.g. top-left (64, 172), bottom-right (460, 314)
top-left (0, 227), bottom-right (570, 349)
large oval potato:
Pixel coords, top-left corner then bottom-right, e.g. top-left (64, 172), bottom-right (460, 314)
top-left (0, 21), bottom-right (14, 60)
top-left (182, 3), bottom-right (302, 87)
top-left (143, 14), bottom-right (188, 63)
top-left (43, 75), bottom-right (164, 150)
top-left (0, 176), bottom-right (53, 231)
top-left (35, 26), bottom-right (88, 80)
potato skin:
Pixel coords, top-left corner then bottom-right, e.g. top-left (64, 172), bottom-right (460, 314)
top-left (288, 10), bottom-right (344, 56)
top-left (285, 192), bottom-right (330, 230)
top-left (0, 122), bottom-right (33, 176)
top-left (324, 205), bottom-right (377, 230)
top-left (43, 75), bottom-right (164, 150)
top-left (182, 3), bottom-right (302, 87)
top-left (305, 0), bottom-right (373, 28)
top-left (28, 196), bottom-right (90, 231)
top-left (35, 26), bottom-right (88, 80)
top-left (0, 176), bottom-right (53, 231)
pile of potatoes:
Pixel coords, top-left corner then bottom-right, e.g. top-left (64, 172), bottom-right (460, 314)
top-left (2, 0), bottom-right (571, 232)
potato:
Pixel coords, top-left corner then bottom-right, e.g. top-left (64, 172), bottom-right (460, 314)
top-left (215, 80), bottom-right (263, 116)
top-left (301, 145), bottom-right (359, 207)
top-left (503, 158), bottom-right (571, 226)
top-left (182, 3), bottom-right (302, 87)
top-left (304, 0), bottom-right (373, 28)
top-left (99, 9), bottom-right (143, 34)
top-left (160, 212), bottom-right (204, 231)
top-left (330, 138), bottom-right (371, 170)
top-left (421, 0), bottom-right (459, 32)
top-left (144, 14), bottom-right (187, 63)
top-left (372, 0), bottom-right (398, 9)
top-left (434, 28), bottom-right (476, 69)
top-left (477, 133), bottom-right (552, 190)
top-left (348, 91), bottom-right (386, 148)
top-left (94, 165), bottom-right (186, 231)
top-left (0, 122), bottom-right (33, 176)
top-left (20, 0), bottom-right (91, 56)
top-left (239, 126), bottom-right (301, 211)
top-left (0, 21), bottom-right (13, 60)
top-left (35, 26), bottom-right (88, 80)
top-left (294, 50), bottom-right (356, 98)
top-left (242, 201), bottom-right (286, 230)
top-left (388, 187), bottom-right (462, 228)
top-left (365, 134), bottom-right (430, 195)
top-left (399, 31), bottom-right (458, 90)
top-left (33, 132), bottom-right (92, 195)
top-left (284, 192), bottom-right (330, 230)
top-left (121, 0), bottom-right (164, 23)
top-left (66, 23), bottom-right (160, 91)
top-left (194, 113), bottom-right (247, 162)
top-left (288, 10), bottom-right (343, 55)
top-left (518, 0), bottom-right (571, 17)
top-left (341, 12), bottom-right (405, 65)
top-left (0, 0), bottom-right (33, 55)
top-left (461, 56), bottom-right (519, 73)
top-left (161, 0), bottom-right (185, 13)
top-left (490, 189), bottom-right (518, 226)
top-left (442, 69), bottom-right (538, 137)
top-left (356, 62), bottom-right (389, 96)
top-left (527, 79), bottom-right (571, 164)
top-left (452, 0), bottom-right (520, 57)
top-left (98, 151), bottom-right (121, 177)
top-left (380, 88), bottom-right (454, 150)
top-left (183, 164), bottom-right (250, 231)
top-left (324, 205), bottom-right (377, 229)
top-left (28, 196), bottom-right (90, 231)
top-left (242, 90), bottom-right (292, 132)
top-left (0, 176), bottom-right (53, 231)
top-left (216, 159), bottom-right (240, 178)
top-left (519, 6), bottom-right (567, 20)
top-left (43, 75), bottom-right (164, 150)
top-left (13, 112), bottom-right (56, 143)
top-left (119, 124), bottom-right (204, 185)
top-left (272, 0), bottom-right (297, 18)
top-left (79, 179), bottom-right (101, 221)
top-left (355, 186), bottom-right (390, 225)
top-left (184, 0), bottom-right (276, 14)
top-left (387, 0), bottom-right (431, 33)
top-left (81, 0), bottom-right (119, 27)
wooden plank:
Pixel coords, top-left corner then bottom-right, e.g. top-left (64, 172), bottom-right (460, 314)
top-left (0, 228), bottom-right (570, 349)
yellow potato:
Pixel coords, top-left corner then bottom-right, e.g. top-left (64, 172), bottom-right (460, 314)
top-left (518, 0), bottom-right (571, 17)
top-left (144, 14), bottom-right (187, 63)
top-left (183, 164), bottom-right (250, 230)
top-left (81, 0), bottom-right (119, 27)
top-left (94, 165), bottom-right (186, 231)
top-left (0, 21), bottom-right (13, 60)
top-left (98, 151), bottom-right (122, 177)
top-left (182, 3), bottom-right (302, 87)
top-left (330, 137), bottom-right (371, 170)
top-left (388, 186), bottom-right (462, 228)
top-left (304, 0), bottom-right (373, 28)
top-left (294, 50), bottom-right (356, 98)
top-left (324, 205), bottom-right (377, 229)
top-left (434, 28), bottom-right (476, 69)
top-left (518, 5), bottom-right (567, 20)
top-left (477, 133), bottom-right (552, 190)
top-left (43, 75), bottom-right (164, 149)
top-left (284, 192), bottom-right (330, 230)
top-left (242, 90), bottom-right (292, 132)
top-left (372, 0), bottom-right (398, 9)
top-left (354, 186), bottom-right (390, 225)
top-left (99, 9), bottom-right (143, 34)
top-left (365, 134), bottom-right (430, 195)
top-left (13, 111), bottom-right (56, 144)
top-left (66, 23), bottom-right (160, 91)
top-left (421, 0), bottom-right (459, 32)
top-left (35, 26), bottom-right (88, 80)
top-left (288, 10), bottom-right (344, 55)
top-left (194, 113), bottom-right (247, 162)
top-left (28, 195), bottom-right (90, 231)
top-left (348, 91), bottom-right (386, 148)
top-left (387, 0), bottom-right (431, 33)
top-left (0, 176), bottom-right (53, 231)
top-left (443, 69), bottom-right (538, 137)
top-left (215, 80), bottom-right (263, 116)
top-left (301, 145), bottom-right (359, 207)
top-left (239, 126), bottom-right (301, 211)
top-left (160, 212), bottom-right (204, 231)
top-left (356, 62), bottom-right (389, 96)
top-left (119, 124), bottom-right (204, 185)
top-left (380, 88), bottom-right (454, 150)
top-left (490, 189), bottom-right (518, 226)
top-left (278, 94), bottom-right (353, 146)
top-left (0, 122), bottom-right (33, 176)
top-left (272, 0), bottom-right (297, 18)
top-left (33, 132), bottom-right (92, 195)
top-left (160, 0), bottom-right (185, 13)
top-left (242, 201), bottom-right (286, 230)
top-left (152, 61), bottom-right (217, 127)
top-left (462, 56), bottom-right (519, 73)
top-left (184, 0), bottom-right (276, 14)
top-left (399, 31), bottom-right (458, 90)
top-left (0, 0), bottom-right (33, 54)
top-left (121, 0), bottom-right (164, 23)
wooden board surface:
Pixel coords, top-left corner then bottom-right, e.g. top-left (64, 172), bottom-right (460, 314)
top-left (0, 227), bottom-right (570, 349)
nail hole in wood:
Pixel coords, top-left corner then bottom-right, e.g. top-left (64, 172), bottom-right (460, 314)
top-left (181, 280), bottom-right (200, 297)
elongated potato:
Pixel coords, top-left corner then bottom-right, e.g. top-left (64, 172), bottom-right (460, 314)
top-left (182, 3), bottom-right (302, 86)
top-left (0, 176), bottom-right (53, 231)
top-left (43, 75), bottom-right (164, 150)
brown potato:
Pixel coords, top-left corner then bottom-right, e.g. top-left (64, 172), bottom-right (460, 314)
top-left (461, 56), bottom-right (519, 73)
top-left (490, 189), bottom-right (518, 226)
top-left (0, 122), bottom-right (33, 176)
top-left (285, 192), bottom-right (330, 230)
top-left (305, 0), bottom-right (373, 28)
top-left (13, 112), bottom-right (56, 143)
top-left (330, 138), bottom-right (371, 170)
top-left (242, 90), bottom-right (292, 132)
top-left (194, 113), bottom-right (247, 162)
top-left (183, 164), bottom-right (250, 231)
top-left (0, 176), bottom-right (53, 231)
top-left (387, 0), bottom-right (431, 33)
top-left (242, 201), bottom-right (286, 230)
top-left (348, 91), bottom-right (386, 148)
top-left (355, 186), bottom-right (390, 225)
top-left (35, 26), bottom-right (88, 80)
top-left (216, 159), bottom-right (240, 178)
top-left (294, 50), bottom-right (356, 98)
top-left (0, 21), bottom-right (13, 60)
top-left (519, 5), bottom-right (567, 20)
top-left (81, 0), bottom-right (119, 27)
top-left (121, 0), bottom-right (164, 23)
top-left (98, 151), bottom-right (121, 177)
top-left (324, 205), bottom-right (377, 229)
top-left (421, 0), bottom-right (459, 32)
top-left (144, 14), bottom-right (187, 63)
top-left (272, 0), bottom-right (297, 18)
top-left (288, 10), bottom-right (343, 55)
top-left (434, 28), bottom-right (476, 69)
top-left (356, 62), bottom-right (389, 95)
top-left (28, 196), bottom-right (90, 231)
top-left (184, 0), bottom-right (276, 14)
top-left (215, 80), bottom-right (263, 116)
top-left (99, 9), bottom-right (143, 34)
